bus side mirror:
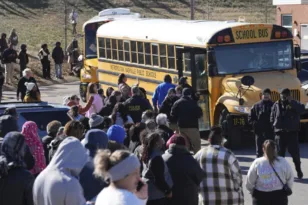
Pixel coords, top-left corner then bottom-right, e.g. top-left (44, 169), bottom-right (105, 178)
top-left (207, 50), bottom-right (215, 64)
top-left (295, 46), bottom-right (301, 58)
top-left (296, 60), bottom-right (301, 72)
top-left (207, 50), bottom-right (217, 76)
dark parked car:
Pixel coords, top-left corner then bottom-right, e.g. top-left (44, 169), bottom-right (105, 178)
top-left (0, 102), bottom-right (70, 137)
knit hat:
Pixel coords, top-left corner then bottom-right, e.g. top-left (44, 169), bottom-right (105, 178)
top-left (89, 113), bottom-right (105, 128)
top-left (166, 134), bottom-right (186, 149)
top-left (107, 125), bottom-right (126, 144)
top-left (182, 88), bottom-right (192, 96)
top-left (25, 82), bottom-right (35, 91)
top-left (46, 121), bottom-right (62, 135)
top-left (82, 129), bottom-right (109, 158)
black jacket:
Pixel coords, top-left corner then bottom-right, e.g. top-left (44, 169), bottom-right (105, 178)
top-left (17, 77), bottom-right (39, 100)
top-left (159, 96), bottom-right (179, 123)
top-left (157, 125), bottom-right (174, 142)
top-left (270, 100), bottom-right (305, 132)
top-left (18, 50), bottom-right (29, 65)
top-left (0, 167), bottom-right (34, 205)
top-left (162, 145), bottom-right (205, 205)
top-left (99, 104), bottom-right (114, 117)
top-left (171, 96), bottom-right (203, 128)
top-left (48, 135), bottom-right (66, 162)
top-left (42, 135), bottom-right (55, 165)
top-left (248, 100), bottom-right (273, 133)
top-left (2, 48), bottom-right (17, 64)
top-left (124, 95), bottom-right (153, 123)
top-left (52, 46), bottom-right (64, 64)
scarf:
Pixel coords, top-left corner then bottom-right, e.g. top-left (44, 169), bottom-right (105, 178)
top-left (21, 121), bottom-right (46, 175)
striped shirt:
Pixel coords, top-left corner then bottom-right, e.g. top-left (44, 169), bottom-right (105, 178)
top-left (194, 145), bottom-right (244, 205)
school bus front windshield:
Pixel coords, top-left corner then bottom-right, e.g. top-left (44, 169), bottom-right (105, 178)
top-left (214, 40), bottom-right (293, 75)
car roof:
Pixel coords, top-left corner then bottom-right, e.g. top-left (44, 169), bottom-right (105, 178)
top-left (0, 102), bottom-right (69, 113)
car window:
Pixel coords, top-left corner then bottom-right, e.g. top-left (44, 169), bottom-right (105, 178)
top-left (20, 110), bottom-right (70, 131)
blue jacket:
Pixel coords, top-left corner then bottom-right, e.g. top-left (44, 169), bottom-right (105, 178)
top-left (152, 83), bottom-right (175, 108)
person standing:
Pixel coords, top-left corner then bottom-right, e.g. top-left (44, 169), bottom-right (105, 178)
top-left (125, 86), bottom-right (153, 123)
top-left (0, 33), bottom-right (8, 59)
top-left (248, 88), bottom-right (274, 158)
top-left (110, 102), bottom-right (134, 127)
top-left (171, 88), bottom-right (203, 153)
top-left (66, 38), bottom-right (79, 74)
top-left (17, 68), bottom-right (39, 102)
top-left (38, 44), bottom-right (51, 79)
top-left (69, 9), bottom-right (78, 35)
top-left (270, 88), bottom-right (305, 179)
top-left (195, 127), bottom-right (244, 205)
top-left (7, 29), bottom-right (18, 50)
top-left (18, 44), bottom-right (29, 77)
top-left (2, 43), bottom-right (17, 84)
top-left (152, 74), bottom-right (175, 112)
top-left (85, 83), bottom-right (104, 117)
top-left (118, 73), bottom-right (132, 100)
top-left (246, 140), bottom-right (294, 205)
top-left (0, 64), bottom-right (4, 102)
top-left (52, 42), bottom-right (64, 79)
top-left (159, 88), bottom-right (179, 131)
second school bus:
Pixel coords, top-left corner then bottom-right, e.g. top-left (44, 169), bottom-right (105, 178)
top-left (96, 18), bottom-right (308, 148)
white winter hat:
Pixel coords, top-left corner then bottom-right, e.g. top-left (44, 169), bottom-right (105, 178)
top-left (25, 82), bottom-right (36, 91)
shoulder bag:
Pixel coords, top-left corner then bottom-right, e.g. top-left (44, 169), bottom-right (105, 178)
top-left (270, 163), bottom-right (292, 196)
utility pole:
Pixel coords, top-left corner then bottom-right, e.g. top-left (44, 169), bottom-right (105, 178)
top-left (190, 0), bottom-right (195, 20)
top-left (63, 0), bottom-right (68, 53)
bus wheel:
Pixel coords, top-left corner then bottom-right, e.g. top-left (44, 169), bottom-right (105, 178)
top-left (219, 108), bottom-right (242, 149)
top-left (79, 83), bottom-right (87, 102)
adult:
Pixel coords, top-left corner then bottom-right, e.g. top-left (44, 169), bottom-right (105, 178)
top-left (171, 88), bottom-right (203, 153)
top-left (42, 120), bottom-right (62, 164)
top-left (159, 88), bottom-right (178, 120)
top-left (104, 87), bottom-right (114, 104)
top-left (112, 90), bottom-right (124, 103)
top-left (118, 73), bottom-right (132, 100)
top-left (152, 74), bottom-right (175, 112)
top-left (52, 42), bottom-right (64, 79)
top-left (38, 44), bottom-right (51, 79)
top-left (156, 113), bottom-right (174, 143)
top-left (195, 127), bottom-right (244, 205)
top-left (139, 87), bottom-right (151, 105)
top-left (0, 64), bottom-right (4, 102)
top-left (21, 121), bottom-right (46, 176)
top-left (248, 88), bottom-right (274, 158)
top-left (23, 82), bottom-right (41, 103)
top-left (246, 140), bottom-right (294, 205)
top-left (18, 44), bottom-right (29, 77)
top-left (142, 131), bottom-right (173, 205)
top-left (0, 132), bottom-right (34, 205)
top-left (94, 150), bottom-right (148, 205)
top-left (111, 103), bottom-right (134, 127)
top-left (2, 43), bottom-right (17, 84)
top-left (17, 68), bottom-right (39, 101)
top-left (69, 9), bottom-right (78, 35)
top-left (125, 86), bottom-right (152, 123)
top-left (162, 135), bottom-right (205, 205)
top-left (141, 110), bottom-right (155, 123)
top-left (0, 33), bottom-right (8, 58)
top-left (7, 28), bottom-right (18, 50)
top-left (107, 125), bottom-right (126, 145)
top-left (178, 77), bottom-right (199, 101)
top-left (270, 88), bottom-right (305, 179)
top-left (134, 130), bottom-right (148, 160)
top-left (80, 129), bottom-right (108, 201)
top-left (98, 88), bottom-right (106, 104)
top-left (33, 137), bottom-right (88, 205)
top-left (66, 38), bottom-right (80, 74)
top-left (88, 113), bottom-right (105, 129)
top-left (99, 95), bottom-right (117, 117)
top-left (86, 83), bottom-right (104, 118)
top-left (128, 122), bottom-right (146, 152)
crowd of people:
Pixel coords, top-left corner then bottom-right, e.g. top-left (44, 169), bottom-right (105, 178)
top-left (0, 71), bottom-right (302, 205)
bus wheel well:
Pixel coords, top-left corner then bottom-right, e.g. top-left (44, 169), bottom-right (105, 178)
top-left (214, 104), bottom-right (227, 125)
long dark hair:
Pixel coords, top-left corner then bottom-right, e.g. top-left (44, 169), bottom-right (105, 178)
top-left (141, 132), bottom-right (162, 163)
top-left (69, 105), bottom-right (79, 118)
top-left (129, 122), bottom-right (146, 142)
top-left (263, 140), bottom-right (278, 165)
top-left (86, 83), bottom-right (97, 101)
top-left (106, 87), bottom-right (114, 98)
top-left (118, 73), bottom-right (126, 85)
top-left (111, 103), bottom-right (128, 124)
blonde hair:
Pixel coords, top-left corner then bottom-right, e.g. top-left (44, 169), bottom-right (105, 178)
top-left (23, 68), bottom-right (32, 77)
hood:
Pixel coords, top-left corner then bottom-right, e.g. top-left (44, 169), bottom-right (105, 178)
top-left (81, 129), bottom-right (108, 158)
top-left (48, 137), bottom-right (87, 177)
top-left (0, 115), bottom-right (18, 138)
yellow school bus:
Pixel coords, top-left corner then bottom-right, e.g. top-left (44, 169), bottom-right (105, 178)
top-left (79, 8), bottom-right (140, 101)
top-left (96, 18), bottom-right (308, 148)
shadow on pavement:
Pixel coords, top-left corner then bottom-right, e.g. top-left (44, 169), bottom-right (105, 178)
top-left (294, 178), bottom-right (308, 184)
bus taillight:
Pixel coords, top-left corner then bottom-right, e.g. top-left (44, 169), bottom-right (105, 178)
top-left (217, 36), bottom-right (224, 43)
top-left (275, 31), bottom-right (281, 38)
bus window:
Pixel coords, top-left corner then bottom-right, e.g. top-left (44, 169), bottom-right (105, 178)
top-left (131, 41), bottom-right (137, 63)
top-left (124, 41), bottom-right (130, 62)
top-left (152, 44), bottom-right (159, 66)
top-left (85, 23), bottom-right (99, 59)
top-left (184, 53), bottom-right (191, 72)
top-left (112, 39), bottom-right (118, 60)
top-left (106, 39), bottom-right (111, 59)
top-left (118, 40), bottom-right (124, 61)
top-left (98, 38), bottom-right (105, 58)
top-left (138, 42), bottom-right (144, 64)
top-left (160, 44), bottom-right (167, 68)
top-left (168, 45), bottom-right (175, 69)
top-left (145, 43), bottom-right (151, 65)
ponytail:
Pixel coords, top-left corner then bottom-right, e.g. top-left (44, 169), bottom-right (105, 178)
top-left (263, 140), bottom-right (278, 165)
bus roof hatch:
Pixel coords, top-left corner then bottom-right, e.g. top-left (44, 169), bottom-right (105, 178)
top-left (99, 8), bottom-right (131, 17)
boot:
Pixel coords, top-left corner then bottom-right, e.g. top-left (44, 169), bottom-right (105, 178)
top-left (296, 164), bottom-right (303, 179)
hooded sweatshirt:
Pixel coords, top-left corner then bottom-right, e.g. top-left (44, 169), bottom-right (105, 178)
top-left (80, 129), bottom-right (108, 201)
top-left (33, 137), bottom-right (88, 205)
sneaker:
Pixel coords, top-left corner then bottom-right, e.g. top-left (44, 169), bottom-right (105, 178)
top-left (298, 170), bottom-right (304, 179)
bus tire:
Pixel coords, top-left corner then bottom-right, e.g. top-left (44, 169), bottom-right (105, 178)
top-left (219, 108), bottom-right (242, 149)
top-left (79, 83), bottom-right (88, 103)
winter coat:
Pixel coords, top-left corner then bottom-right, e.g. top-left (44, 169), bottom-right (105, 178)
top-left (38, 49), bottom-right (50, 64)
top-left (159, 95), bottom-right (179, 123)
top-left (162, 145), bottom-right (205, 205)
top-left (52, 46), bottom-right (64, 64)
top-left (18, 50), bottom-right (29, 65)
top-left (48, 135), bottom-right (66, 162)
top-left (248, 100), bottom-right (274, 133)
top-left (157, 125), bottom-right (174, 143)
top-left (17, 77), bottom-right (39, 100)
top-left (171, 96), bottom-right (203, 128)
top-left (33, 137), bottom-right (88, 205)
top-left (124, 95), bottom-right (153, 123)
top-left (152, 82), bottom-right (175, 108)
top-left (42, 135), bottom-right (55, 165)
top-left (0, 38), bottom-right (8, 53)
top-left (2, 48), bottom-right (17, 63)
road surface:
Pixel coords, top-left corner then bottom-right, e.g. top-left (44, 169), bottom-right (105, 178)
top-left (2, 82), bottom-right (308, 204)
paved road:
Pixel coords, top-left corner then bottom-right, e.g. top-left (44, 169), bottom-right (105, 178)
top-left (2, 82), bottom-right (308, 204)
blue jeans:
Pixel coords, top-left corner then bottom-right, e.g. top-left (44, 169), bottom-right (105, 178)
top-left (55, 64), bottom-right (62, 78)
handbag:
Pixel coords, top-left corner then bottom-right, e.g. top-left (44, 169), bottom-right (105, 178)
top-left (270, 163), bottom-right (292, 196)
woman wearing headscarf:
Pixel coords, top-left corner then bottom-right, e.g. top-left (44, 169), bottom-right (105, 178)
top-left (7, 28), bottom-right (18, 50)
top-left (0, 132), bottom-right (35, 205)
top-left (21, 121), bottom-right (46, 176)
top-left (24, 82), bottom-right (41, 103)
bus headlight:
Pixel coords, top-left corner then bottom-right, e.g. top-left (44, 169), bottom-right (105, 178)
top-left (234, 106), bottom-right (251, 114)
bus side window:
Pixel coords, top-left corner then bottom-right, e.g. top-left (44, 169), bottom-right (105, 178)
top-left (131, 41), bottom-right (137, 63)
top-left (138, 42), bottom-right (144, 64)
top-left (124, 41), bottom-right (130, 62)
top-left (98, 38), bottom-right (105, 58)
top-left (184, 53), bottom-right (191, 72)
top-left (118, 40), bottom-right (124, 61)
top-left (106, 39), bottom-right (111, 59)
top-left (112, 39), bottom-right (118, 60)
top-left (168, 45), bottom-right (175, 69)
top-left (152, 43), bottom-right (159, 66)
top-left (145, 43), bottom-right (151, 65)
top-left (160, 44), bottom-right (167, 68)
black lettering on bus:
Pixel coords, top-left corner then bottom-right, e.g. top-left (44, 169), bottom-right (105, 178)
top-left (137, 69), bottom-right (145, 76)
top-left (146, 71), bottom-right (156, 78)
top-left (236, 31), bottom-right (241, 39)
